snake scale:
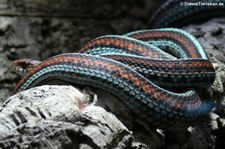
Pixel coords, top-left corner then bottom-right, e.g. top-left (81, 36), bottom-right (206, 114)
top-left (11, 0), bottom-right (225, 129)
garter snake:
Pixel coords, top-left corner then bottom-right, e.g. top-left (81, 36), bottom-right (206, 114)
top-left (11, 0), bottom-right (224, 129)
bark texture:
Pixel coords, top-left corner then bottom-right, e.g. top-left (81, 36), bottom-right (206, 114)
top-left (0, 85), bottom-right (132, 148)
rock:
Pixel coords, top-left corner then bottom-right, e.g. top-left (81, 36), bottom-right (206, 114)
top-left (210, 113), bottom-right (225, 149)
top-left (211, 65), bottom-right (225, 93)
top-left (83, 87), bottom-right (163, 149)
top-left (0, 53), bottom-right (19, 105)
top-left (0, 85), bottom-right (132, 148)
top-left (0, 17), bottom-right (11, 34)
top-left (0, 0), bottom-right (163, 19)
top-left (0, 85), bottom-right (88, 132)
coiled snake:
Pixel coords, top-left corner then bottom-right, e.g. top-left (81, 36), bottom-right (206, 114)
top-left (11, 0), bottom-right (225, 129)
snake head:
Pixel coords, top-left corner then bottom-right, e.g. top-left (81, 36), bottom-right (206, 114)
top-left (11, 59), bottom-right (41, 76)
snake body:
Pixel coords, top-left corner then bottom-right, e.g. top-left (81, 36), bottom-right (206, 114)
top-left (11, 0), bottom-right (224, 129)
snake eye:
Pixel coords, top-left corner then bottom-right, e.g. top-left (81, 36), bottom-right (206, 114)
top-left (21, 62), bottom-right (31, 69)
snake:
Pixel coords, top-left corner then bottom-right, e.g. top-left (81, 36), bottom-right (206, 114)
top-left (11, 0), bottom-right (225, 130)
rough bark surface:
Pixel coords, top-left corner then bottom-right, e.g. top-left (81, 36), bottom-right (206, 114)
top-left (0, 85), bottom-right (132, 148)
